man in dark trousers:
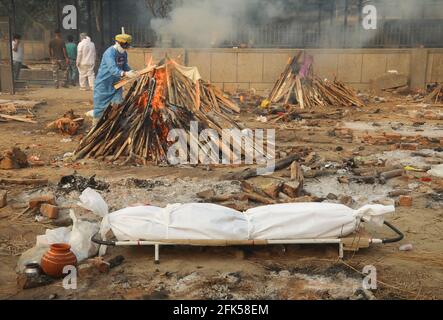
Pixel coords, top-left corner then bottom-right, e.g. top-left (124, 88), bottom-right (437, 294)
top-left (49, 30), bottom-right (69, 88)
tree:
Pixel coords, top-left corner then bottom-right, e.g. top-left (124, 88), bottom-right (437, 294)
top-left (144, 0), bottom-right (174, 18)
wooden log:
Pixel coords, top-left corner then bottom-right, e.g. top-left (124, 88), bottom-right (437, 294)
top-left (295, 76), bottom-right (304, 109)
top-left (114, 65), bottom-right (156, 90)
top-left (0, 178), bottom-right (48, 185)
top-left (263, 182), bottom-right (283, 199)
top-left (281, 181), bottom-right (301, 198)
top-left (241, 181), bottom-right (272, 199)
top-left (379, 169), bottom-right (404, 182)
top-left (223, 153), bottom-right (301, 181)
top-left (0, 114), bottom-right (37, 123)
top-left (243, 192), bottom-right (275, 205)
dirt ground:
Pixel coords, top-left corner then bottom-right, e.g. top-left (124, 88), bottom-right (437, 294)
top-left (0, 86), bottom-right (442, 300)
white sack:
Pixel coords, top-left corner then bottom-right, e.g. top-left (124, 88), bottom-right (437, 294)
top-left (246, 203), bottom-right (394, 240)
top-left (106, 203), bottom-right (248, 241)
top-left (80, 189), bottom-right (394, 242)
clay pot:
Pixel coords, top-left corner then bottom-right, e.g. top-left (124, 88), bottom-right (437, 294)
top-left (41, 244), bottom-right (77, 278)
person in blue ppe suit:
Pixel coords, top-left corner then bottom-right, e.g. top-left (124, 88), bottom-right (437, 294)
top-left (92, 33), bottom-right (138, 125)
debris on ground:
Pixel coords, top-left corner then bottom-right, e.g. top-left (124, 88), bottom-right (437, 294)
top-left (0, 99), bottom-right (44, 124)
top-left (0, 190), bottom-right (7, 208)
top-left (46, 109), bottom-right (84, 136)
top-left (424, 83), bottom-right (443, 103)
top-left (0, 147), bottom-right (29, 169)
top-left (57, 173), bottom-right (109, 193)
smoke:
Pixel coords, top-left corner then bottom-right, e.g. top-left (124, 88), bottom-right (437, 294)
top-left (150, 0), bottom-right (288, 47)
top-left (150, 0), bottom-right (443, 48)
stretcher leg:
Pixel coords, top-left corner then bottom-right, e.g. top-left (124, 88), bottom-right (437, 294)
top-left (154, 244), bottom-right (160, 264)
top-left (339, 242), bottom-right (344, 259)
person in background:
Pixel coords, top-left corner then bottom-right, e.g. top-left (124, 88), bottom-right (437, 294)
top-left (49, 29), bottom-right (69, 88)
top-left (12, 34), bottom-right (23, 80)
top-left (76, 32), bottom-right (96, 91)
top-left (92, 33), bottom-right (138, 126)
top-left (65, 35), bottom-right (77, 86)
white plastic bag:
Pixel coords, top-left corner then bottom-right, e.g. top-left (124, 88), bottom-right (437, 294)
top-left (78, 188), bottom-right (109, 256)
top-left (68, 210), bottom-right (100, 261)
top-left (36, 227), bottom-right (71, 247)
top-left (17, 211), bottom-right (100, 272)
top-left (78, 188), bottom-right (109, 217)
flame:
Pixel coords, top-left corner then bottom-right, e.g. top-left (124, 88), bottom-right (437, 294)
top-left (136, 91), bottom-right (148, 110)
top-left (151, 68), bottom-right (167, 111)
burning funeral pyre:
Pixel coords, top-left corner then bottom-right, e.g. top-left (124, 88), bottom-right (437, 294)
top-left (263, 53), bottom-right (365, 109)
top-left (74, 58), bottom-right (268, 165)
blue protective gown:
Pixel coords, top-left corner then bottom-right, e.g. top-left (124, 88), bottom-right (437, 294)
top-left (93, 46), bottom-right (131, 118)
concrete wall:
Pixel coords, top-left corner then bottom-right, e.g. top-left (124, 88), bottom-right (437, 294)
top-left (128, 48), bottom-right (443, 94)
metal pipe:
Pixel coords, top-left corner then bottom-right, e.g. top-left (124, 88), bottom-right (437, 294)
top-left (382, 221), bottom-right (405, 244)
top-left (267, 239), bottom-right (341, 244)
top-left (113, 239), bottom-right (343, 246)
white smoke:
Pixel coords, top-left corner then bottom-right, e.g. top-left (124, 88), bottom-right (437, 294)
top-left (150, 0), bottom-right (442, 48)
top-left (150, 0), bottom-right (287, 47)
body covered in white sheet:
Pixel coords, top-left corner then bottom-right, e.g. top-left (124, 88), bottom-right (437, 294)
top-left (79, 188), bottom-right (394, 242)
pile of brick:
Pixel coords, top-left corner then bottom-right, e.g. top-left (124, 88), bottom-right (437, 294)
top-left (360, 132), bottom-right (438, 150)
top-left (28, 194), bottom-right (59, 219)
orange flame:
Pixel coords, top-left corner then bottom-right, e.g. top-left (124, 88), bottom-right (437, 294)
top-left (152, 68), bottom-right (167, 111)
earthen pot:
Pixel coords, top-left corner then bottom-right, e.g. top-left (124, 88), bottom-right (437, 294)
top-left (41, 243), bottom-right (77, 278)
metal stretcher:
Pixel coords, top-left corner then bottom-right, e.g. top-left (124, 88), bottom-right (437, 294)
top-left (92, 220), bottom-right (404, 264)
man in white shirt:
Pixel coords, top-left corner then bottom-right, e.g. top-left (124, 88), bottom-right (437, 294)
top-left (12, 34), bottom-right (24, 80)
top-left (76, 33), bottom-right (96, 91)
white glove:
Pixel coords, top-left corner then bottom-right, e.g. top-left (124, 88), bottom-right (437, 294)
top-left (125, 70), bottom-right (138, 79)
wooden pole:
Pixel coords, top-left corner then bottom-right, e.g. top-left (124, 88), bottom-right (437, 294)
top-left (10, 0), bottom-right (15, 33)
top-left (74, 0), bottom-right (80, 40)
top-left (343, 0), bottom-right (348, 48)
top-left (86, 0), bottom-right (92, 38)
top-left (56, 0), bottom-right (61, 30)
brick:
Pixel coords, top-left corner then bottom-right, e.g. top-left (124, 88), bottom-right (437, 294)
top-left (399, 143), bottom-right (418, 151)
top-left (0, 190), bottom-right (7, 208)
top-left (29, 195), bottom-right (56, 209)
top-left (384, 132), bottom-right (402, 142)
top-left (398, 195), bottom-right (413, 207)
top-left (40, 204), bottom-right (59, 219)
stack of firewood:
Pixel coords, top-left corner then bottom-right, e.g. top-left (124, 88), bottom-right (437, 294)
top-left (425, 83), bottom-right (443, 103)
top-left (265, 55), bottom-right (365, 109)
top-left (74, 58), bottom-right (264, 165)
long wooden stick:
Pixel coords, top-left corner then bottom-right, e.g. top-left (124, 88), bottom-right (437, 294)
top-left (0, 114), bottom-right (37, 123)
top-left (114, 65), bottom-right (156, 90)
